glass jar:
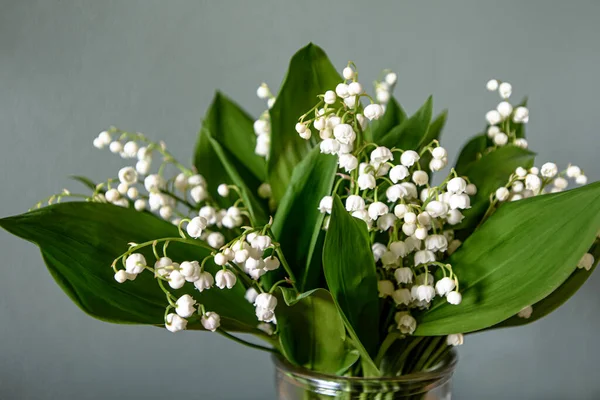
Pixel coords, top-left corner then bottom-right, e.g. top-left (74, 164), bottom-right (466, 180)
top-left (273, 350), bottom-right (457, 400)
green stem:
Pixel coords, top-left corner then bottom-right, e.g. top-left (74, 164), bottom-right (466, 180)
top-left (216, 329), bottom-right (279, 355)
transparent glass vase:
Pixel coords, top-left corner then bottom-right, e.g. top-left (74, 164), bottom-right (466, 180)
top-left (273, 350), bottom-right (457, 400)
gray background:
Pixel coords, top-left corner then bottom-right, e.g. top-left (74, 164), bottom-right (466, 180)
top-left (1, 1), bottom-right (599, 399)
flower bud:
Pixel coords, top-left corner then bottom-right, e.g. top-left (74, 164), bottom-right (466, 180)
top-left (114, 270), bottom-right (128, 283)
top-left (168, 270), bottom-right (185, 289)
top-left (180, 261), bottom-right (201, 282)
top-left (485, 110), bottom-right (502, 125)
top-left (217, 184), bottom-right (230, 197)
top-left (493, 132), bottom-right (508, 146)
top-left (245, 288), bottom-right (259, 304)
top-left (348, 82), bottom-right (363, 96)
top-left (553, 177), bottom-right (569, 189)
top-left (215, 269), bottom-right (237, 289)
top-left (446, 291), bottom-right (462, 305)
top-left (576, 175), bottom-right (588, 185)
top-left (109, 141), bottom-right (123, 154)
top-left (393, 204), bottom-right (409, 219)
top-left (525, 174), bottom-right (542, 191)
top-left (497, 101), bottom-right (513, 118)
top-left (402, 223), bottom-right (416, 236)
top-left (376, 88), bottom-right (390, 103)
top-left (165, 313), bottom-right (187, 333)
top-left (498, 82), bottom-right (512, 99)
top-left (256, 83), bottom-right (270, 99)
top-left (486, 79), bottom-right (499, 91)
top-left (404, 212), bottom-right (417, 224)
top-left (201, 312), bottom-right (221, 331)
top-left (134, 199), bottom-right (146, 211)
top-left (324, 90), bottom-right (337, 105)
top-left (487, 126), bottom-right (500, 138)
top-left (342, 67), bottom-right (355, 80)
top-left (414, 226), bottom-right (428, 240)
top-left (513, 106), bottom-right (529, 123)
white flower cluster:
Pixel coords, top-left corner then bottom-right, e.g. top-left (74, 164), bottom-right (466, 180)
top-left (113, 215), bottom-right (282, 334)
top-left (494, 163), bottom-right (588, 202)
top-left (484, 79), bottom-right (530, 148)
top-left (254, 83), bottom-right (276, 158)
top-left (294, 62), bottom-right (474, 336)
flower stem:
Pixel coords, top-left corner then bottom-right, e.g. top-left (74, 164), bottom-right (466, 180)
top-left (216, 328), bottom-right (279, 355)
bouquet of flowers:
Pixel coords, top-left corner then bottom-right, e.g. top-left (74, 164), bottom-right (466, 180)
top-left (3, 43), bottom-right (599, 397)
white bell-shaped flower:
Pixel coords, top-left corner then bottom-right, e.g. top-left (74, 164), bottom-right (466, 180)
top-left (165, 313), bottom-right (187, 333)
top-left (425, 235), bottom-right (448, 252)
top-left (447, 333), bottom-right (464, 346)
top-left (358, 174), bottom-right (376, 190)
top-left (201, 312), bottom-right (221, 331)
top-left (194, 271), bottom-right (214, 292)
top-left (392, 289), bottom-right (411, 306)
top-left (168, 270), bottom-right (185, 289)
top-left (517, 305), bottom-right (532, 318)
top-left (175, 294), bottom-right (197, 318)
top-left (449, 194), bottom-right (471, 210)
top-left (318, 196), bottom-right (333, 214)
top-left (400, 151), bottom-right (420, 167)
top-left (345, 195), bottom-right (365, 212)
top-left (255, 293), bottom-right (277, 311)
top-left (245, 288), bottom-right (259, 304)
top-left (395, 312), bottom-right (417, 334)
top-left (215, 269), bottom-right (237, 289)
top-left (416, 285), bottom-right (435, 302)
top-left (414, 250), bottom-right (435, 265)
top-left (578, 253), bottom-right (595, 271)
top-left (125, 253), bottom-right (146, 275)
top-left (370, 146), bottom-right (393, 166)
top-left (364, 104), bottom-right (384, 120)
top-left (333, 124), bottom-right (356, 145)
top-left (446, 291), bottom-right (462, 305)
top-left (368, 202), bottom-right (389, 221)
top-left (187, 216), bottom-right (207, 238)
top-left (435, 277), bottom-right (456, 296)
top-left (389, 165), bottom-right (409, 183)
top-left (394, 267), bottom-right (413, 284)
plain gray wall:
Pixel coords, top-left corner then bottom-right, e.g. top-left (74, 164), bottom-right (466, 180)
top-left (1, 1), bottom-right (599, 399)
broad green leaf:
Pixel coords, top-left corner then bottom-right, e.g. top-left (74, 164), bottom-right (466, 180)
top-left (415, 182), bottom-right (600, 335)
top-left (492, 240), bottom-right (600, 329)
top-left (193, 93), bottom-right (269, 221)
top-left (271, 147), bottom-right (337, 290)
top-left (203, 92), bottom-right (267, 181)
top-left (378, 96), bottom-right (433, 150)
top-left (454, 134), bottom-right (487, 174)
top-left (268, 43), bottom-right (341, 204)
top-left (323, 196), bottom-right (380, 359)
top-left (207, 136), bottom-right (268, 225)
top-left (277, 288), bottom-right (359, 375)
top-left (456, 145), bottom-right (535, 233)
top-left (0, 203), bottom-right (258, 332)
top-left (366, 97), bottom-right (407, 143)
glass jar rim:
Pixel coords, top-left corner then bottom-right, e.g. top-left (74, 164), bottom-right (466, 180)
top-left (272, 348), bottom-right (458, 384)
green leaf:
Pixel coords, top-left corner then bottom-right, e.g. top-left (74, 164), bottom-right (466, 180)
top-left (277, 288), bottom-right (359, 375)
top-left (271, 147), bottom-right (337, 290)
top-left (323, 196), bottom-right (380, 359)
top-left (492, 240), bottom-right (600, 329)
top-left (378, 96), bottom-right (432, 150)
top-left (366, 97), bottom-right (407, 143)
top-left (193, 93), bottom-right (269, 222)
top-left (268, 43), bottom-right (341, 204)
top-left (415, 182), bottom-right (600, 335)
top-left (456, 145), bottom-right (535, 232)
top-left (203, 92), bottom-right (267, 181)
top-left (70, 175), bottom-right (99, 192)
top-left (0, 203), bottom-right (258, 331)
top-left (454, 134), bottom-right (488, 175)
top-left (207, 136), bottom-right (268, 225)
